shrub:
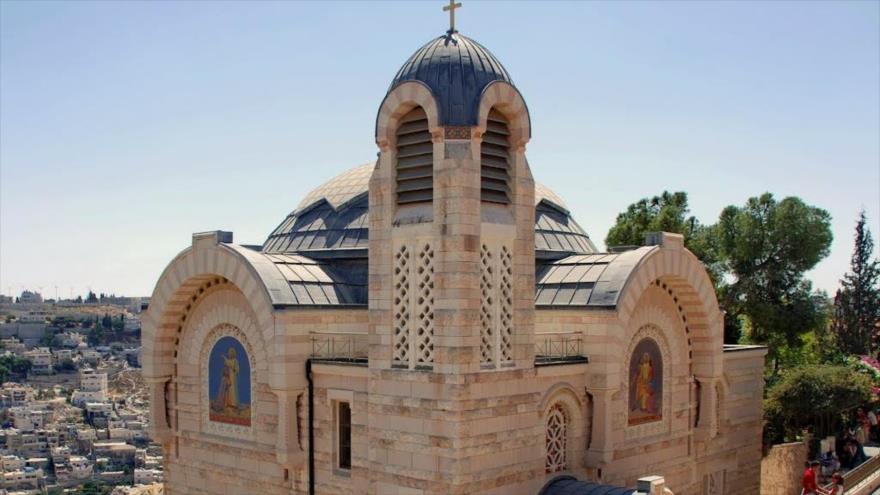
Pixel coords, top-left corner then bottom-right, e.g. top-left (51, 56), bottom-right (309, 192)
top-left (764, 364), bottom-right (873, 446)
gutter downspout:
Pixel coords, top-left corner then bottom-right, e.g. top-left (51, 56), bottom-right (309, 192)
top-left (306, 359), bottom-right (315, 495)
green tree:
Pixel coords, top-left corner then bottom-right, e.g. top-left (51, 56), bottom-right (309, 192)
top-left (87, 326), bottom-right (104, 346)
top-left (606, 191), bottom-right (832, 356)
top-left (58, 358), bottom-right (77, 372)
top-left (606, 191), bottom-right (697, 246)
top-left (40, 329), bottom-right (58, 348)
top-left (715, 194), bottom-right (832, 358)
top-left (833, 210), bottom-right (880, 356)
top-left (113, 314), bottom-right (125, 334)
top-left (0, 355), bottom-right (33, 375)
top-left (604, 191), bottom-right (722, 280)
top-left (0, 363), bottom-right (9, 383)
top-left (764, 364), bottom-right (872, 445)
top-left (77, 481), bottom-right (113, 495)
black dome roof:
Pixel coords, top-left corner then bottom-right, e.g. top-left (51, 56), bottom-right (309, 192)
top-left (388, 32), bottom-right (514, 127)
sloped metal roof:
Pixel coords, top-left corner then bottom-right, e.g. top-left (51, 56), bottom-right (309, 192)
top-left (264, 254), bottom-right (367, 306)
top-left (535, 246), bottom-right (657, 308)
top-left (263, 162), bottom-right (595, 258)
top-left (228, 245), bottom-right (367, 307)
top-left (535, 203), bottom-right (598, 259)
top-left (263, 195), bottom-right (369, 254)
top-left (539, 476), bottom-right (635, 495)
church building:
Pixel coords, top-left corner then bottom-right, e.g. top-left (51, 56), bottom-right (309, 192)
top-left (143, 8), bottom-right (767, 494)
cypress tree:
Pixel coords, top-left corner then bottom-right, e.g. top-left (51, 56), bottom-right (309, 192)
top-left (833, 210), bottom-right (880, 355)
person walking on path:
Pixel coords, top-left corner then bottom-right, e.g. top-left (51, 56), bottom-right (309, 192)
top-left (856, 408), bottom-right (870, 445)
top-left (869, 408), bottom-right (878, 442)
top-left (802, 460), bottom-right (819, 495)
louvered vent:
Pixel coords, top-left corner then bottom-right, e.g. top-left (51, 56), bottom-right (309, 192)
top-left (481, 109), bottom-right (511, 204)
top-left (396, 107), bottom-right (433, 205)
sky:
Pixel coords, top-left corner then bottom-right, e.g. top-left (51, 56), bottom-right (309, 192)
top-left (1, 0), bottom-right (878, 299)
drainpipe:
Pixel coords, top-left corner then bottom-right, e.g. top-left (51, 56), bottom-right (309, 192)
top-left (306, 358), bottom-right (315, 495)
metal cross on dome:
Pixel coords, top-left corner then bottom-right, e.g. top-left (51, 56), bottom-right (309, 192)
top-left (443, 0), bottom-right (462, 34)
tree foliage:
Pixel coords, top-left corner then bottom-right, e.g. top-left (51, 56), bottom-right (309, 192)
top-left (833, 210), bottom-right (880, 356)
top-left (58, 358), bottom-right (77, 372)
top-left (716, 194), bottom-right (832, 354)
top-left (764, 364), bottom-right (872, 445)
top-left (87, 326), bottom-right (104, 346)
top-left (0, 355), bottom-right (32, 375)
top-left (77, 481), bottom-right (113, 495)
top-left (604, 191), bottom-right (721, 280)
top-left (605, 192), bottom-right (833, 360)
top-left (606, 191), bottom-right (699, 247)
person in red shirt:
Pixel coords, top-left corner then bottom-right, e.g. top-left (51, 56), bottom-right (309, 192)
top-left (802, 461), bottom-right (819, 495)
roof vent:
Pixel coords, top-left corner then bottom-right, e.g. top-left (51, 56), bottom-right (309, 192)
top-left (481, 109), bottom-right (511, 204)
top-left (396, 107), bottom-right (433, 205)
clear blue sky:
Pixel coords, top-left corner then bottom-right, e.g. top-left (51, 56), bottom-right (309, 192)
top-left (1, 1), bottom-right (878, 299)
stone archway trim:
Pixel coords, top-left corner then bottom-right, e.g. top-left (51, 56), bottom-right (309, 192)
top-left (142, 232), bottom-right (287, 381)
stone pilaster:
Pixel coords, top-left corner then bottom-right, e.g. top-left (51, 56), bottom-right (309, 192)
top-left (145, 375), bottom-right (172, 444)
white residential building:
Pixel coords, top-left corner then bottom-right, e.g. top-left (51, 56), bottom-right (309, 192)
top-left (134, 468), bottom-right (163, 485)
top-left (0, 337), bottom-right (26, 354)
top-left (72, 369), bottom-right (108, 405)
top-left (0, 455), bottom-right (25, 471)
top-left (1, 466), bottom-right (44, 490)
top-left (25, 348), bottom-right (52, 374)
top-left (8, 407), bottom-right (52, 431)
top-left (52, 348), bottom-right (74, 364)
top-left (0, 385), bottom-right (30, 407)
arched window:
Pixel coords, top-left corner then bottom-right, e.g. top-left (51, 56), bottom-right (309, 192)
top-left (545, 403), bottom-right (568, 473)
top-left (480, 108), bottom-right (511, 204)
top-left (396, 107), bottom-right (433, 205)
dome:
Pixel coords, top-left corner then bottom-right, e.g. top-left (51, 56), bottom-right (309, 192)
top-left (386, 32), bottom-right (515, 127)
top-left (262, 163), bottom-right (597, 259)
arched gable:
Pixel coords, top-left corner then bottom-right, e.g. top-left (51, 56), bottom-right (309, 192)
top-left (615, 234), bottom-right (724, 380)
top-left (477, 80), bottom-right (531, 148)
top-left (375, 81), bottom-right (442, 152)
top-left (141, 238), bottom-right (277, 384)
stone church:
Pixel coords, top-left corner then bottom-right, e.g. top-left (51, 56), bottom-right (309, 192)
top-left (143, 12), bottom-right (767, 495)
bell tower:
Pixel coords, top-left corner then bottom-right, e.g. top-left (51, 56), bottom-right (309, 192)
top-left (368, 26), bottom-right (542, 493)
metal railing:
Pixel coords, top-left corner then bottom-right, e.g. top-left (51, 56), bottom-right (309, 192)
top-left (310, 332), bottom-right (368, 362)
top-left (309, 332), bottom-right (585, 365)
top-left (535, 333), bottom-right (586, 363)
top-left (841, 453), bottom-right (880, 494)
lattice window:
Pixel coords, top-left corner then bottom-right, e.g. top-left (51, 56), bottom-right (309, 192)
top-left (480, 244), bottom-right (495, 365)
top-left (414, 242), bottom-right (435, 365)
top-left (396, 107), bottom-right (433, 205)
top-left (393, 241), bottom-right (434, 368)
top-left (481, 109), bottom-right (511, 204)
top-left (480, 243), bottom-right (514, 368)
top-left (499, 245), bottom-right (514, 363)
top-left (393, 245), bottom-right (411, 365)
top-left (545, 403), bottom-right (568, 473)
